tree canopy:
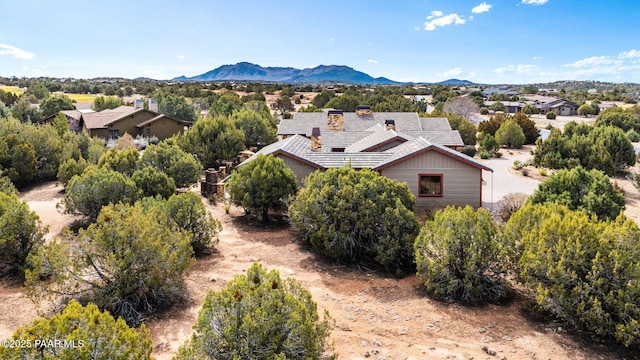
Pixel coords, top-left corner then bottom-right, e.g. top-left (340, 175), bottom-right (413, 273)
top-left (504, 203), bottom-right (640, 347)
top-left (92, 96), bottom-right (123, 111)
top-left (26, 202), bottom-right (194, 326)
top-left (180, 116), bottom-right (245, 169)
top-left (230, 108), bottom-right (277, 148)
top-left (166, 192), bottom-right (221, 256)
top-left (175, 263), bottom-right (335, 360)
top-left (528, 166), bottom-right (625, 221)
top-left (0, 300), bottom-right (153, 360)
top-left (495, 119), bottom-right (526, 149)
top-left (60, 166), bottom-right (140, 221)
top-left (414, 206), bottom-right (507, 304)
top-left (533, 123), bottom-right (635, 175)
top-left (0, 193), bottom-right (46, 274)
top-left (139, 142), bottom-right (202, 188)
top-left (289, 166), bottom-right (419, 274)
top-left (229, 154), bottom-right (298, 221)
top-left (40, 95), bottom-right (75, 118)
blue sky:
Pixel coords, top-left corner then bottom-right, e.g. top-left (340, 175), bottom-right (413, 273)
top-left (1, 0), bottom-right (639, 84)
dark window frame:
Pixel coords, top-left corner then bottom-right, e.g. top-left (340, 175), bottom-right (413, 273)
top-left (419, 174), bottom-right (443, 197)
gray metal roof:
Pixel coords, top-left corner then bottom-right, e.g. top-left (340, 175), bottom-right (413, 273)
top-left (278, 111), bottom-right (425, 136)
top-left (241, 134), bottom-right (490, 172)
top-left (418, 117), bottom-right (452, 131)
top-left (345, 124), bottom-right (411, 152)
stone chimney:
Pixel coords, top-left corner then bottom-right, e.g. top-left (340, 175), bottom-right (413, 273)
top-left (385, 119), bottom-right (396, 131)
top-left (311, 127), bottom-right (322, 152)
top-left (356, 105), bottom-right (372, 115)
top-left (149, 99), bottom-right (158, 112)
top-left (327, 110), bottom-right (344, 131)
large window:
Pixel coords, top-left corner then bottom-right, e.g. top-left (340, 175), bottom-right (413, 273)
top-left (419, 174), bottom-right (443, 197)
top-left (108, 129), bottom-right (119, 139)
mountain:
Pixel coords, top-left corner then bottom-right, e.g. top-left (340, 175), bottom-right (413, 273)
top-left (173, 62), bottom-right (399, 85)
top-left (436, 79), bottom-right (475, 85)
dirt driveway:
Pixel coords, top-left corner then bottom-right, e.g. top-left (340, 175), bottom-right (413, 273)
top-left (2, 182), bottom-right (637, 360)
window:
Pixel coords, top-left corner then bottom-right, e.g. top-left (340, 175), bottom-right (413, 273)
top-left (146, 127), bottom-right (151, 135)
top-left (108, 129), bottom-right (119, 139)
top-left (419, 174), bottom-right (443, 197)
top-left (331, 148), bottom-right (345, 152)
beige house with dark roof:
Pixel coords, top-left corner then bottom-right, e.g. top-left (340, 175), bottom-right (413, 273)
top-left (241, 109), bottom-right (491, 209)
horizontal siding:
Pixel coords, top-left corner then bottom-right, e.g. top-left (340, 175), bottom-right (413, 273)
top-left (277, 155), bottom-right (317, 185)
top-left (380, 150), bottom-right (481, 209)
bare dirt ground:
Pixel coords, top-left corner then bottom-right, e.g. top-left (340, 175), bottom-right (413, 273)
top-left (2, 183), bottom-right (638, 360)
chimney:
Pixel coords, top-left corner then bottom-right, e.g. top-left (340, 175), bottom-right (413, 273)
top-left (134, 99), bottom-right (144, 109)
top-left (311, 127), bottom-right (322, 152)
top-left (356, 105), bottom-right (372, 116)
top-left (385, 119), bottom-right (396, 131)
top-left (149, 99), bottom-right (158, 112)
top-left (327, 110), bottom-right (344, 131)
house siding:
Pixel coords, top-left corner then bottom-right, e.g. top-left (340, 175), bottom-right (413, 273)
top-left (143, 117), bottom-right (187, 140)
top-left (379, 150), bottom-right (481, 210)
top-left (276, 154), bottom-right (318, 185)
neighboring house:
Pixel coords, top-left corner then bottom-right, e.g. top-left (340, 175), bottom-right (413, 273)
top-left (484, 101), bottom-right (525, 114)
top-left (536, 98), bottom-right (578, 116)
top-left (482, 87), bottom-right (519, 98)
top-left (242, 108), bottom-right (491, 209)
top-left (42, 105), bottom-right (192, 140)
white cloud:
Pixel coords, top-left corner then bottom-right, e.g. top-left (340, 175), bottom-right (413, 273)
top-left (493, 64), bottom-right (540, 74)
top-left (563, 56), bottom-right (621, 68)
top-left (424, 12), bottom-right (467, 31)
top-left (439, 67), bottom-right (465, 77)
top-left (367, 59), bottom-right (379, 64)
top-left (0, 43), bottom-right (35, 59)
top-left (472, 2), bottom-right (492, 14)
top-left (176, 55), bottom-right (186, 59)
top-left (532, 56), bottom-right (543, 61)
top-left (437, 67), bottom-right (475, 79)
top-left (521, 0), bottom-right (549, 5)
top-left (428, 10), bottom-right (444, 19)
top-left (619, 50), bottom-right (640, 58)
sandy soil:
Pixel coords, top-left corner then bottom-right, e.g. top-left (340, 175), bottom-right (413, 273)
top-left (3, 183), bottom-right (638, 359)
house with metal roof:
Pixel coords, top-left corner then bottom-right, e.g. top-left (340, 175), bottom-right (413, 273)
top-left (242, 109), bottom-right (492, 209)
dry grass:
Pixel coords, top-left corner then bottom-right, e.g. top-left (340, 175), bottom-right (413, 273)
top-left (0, 85), bottom-right (24, 95)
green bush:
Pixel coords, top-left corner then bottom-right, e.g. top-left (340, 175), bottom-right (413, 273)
top-left (626, 129), bottom-right (640, 142)
top-left (289, 166), bottom-right (419, 274)
top-left (529, 166), bottom-right (625, 221)
top-left (495, 120), bottom-right (525, 149)
top-left (176, 263), bottom-right (335, 359)
top-left (166, 192), bottom-right (221, 256)
top-left (459, 146), bottom-right (477, 157)
top-left (479, 150), bottom-right (490, 159)
top-left (0, 300), bottom-right (153, 359)
top-left (415, 206), bottom-right (508, 304)
top-left (546, 112), bottom-right (556, 119)
top-left (131, 165), bottom-right (176, 199)
top-left (0, 193), bottom-right (46, 274)
top-left (229, 154), bottom-right (298, 221)
top-left (26, 203), bottom-right (194, 326)
top-left (504, 203), bottom-right (640, 347)
top-left (60, 167), bottom-right (140, 221)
